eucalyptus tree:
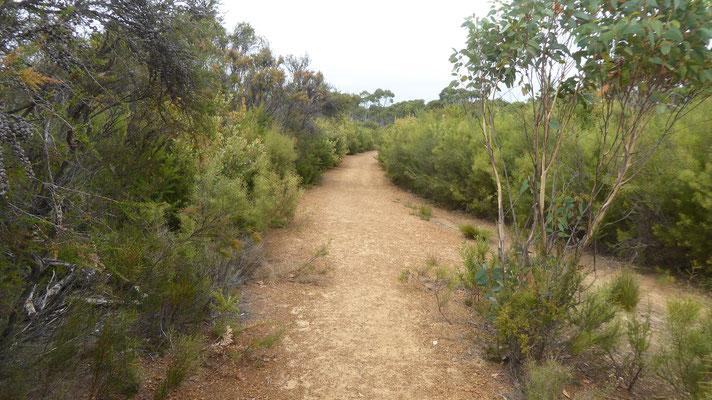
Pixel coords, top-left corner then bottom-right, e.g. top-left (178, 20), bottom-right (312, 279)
top-left (453, 0), bottom-right (712, 263)
top-left (450, 0), bottom-right (712, 375)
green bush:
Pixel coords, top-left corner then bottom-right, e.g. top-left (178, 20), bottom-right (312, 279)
top-left (153, 333), bottom-right (204, 400)
top-left (459, 223), bottom-right (492, 242)
top-left (295, 135), bottom-right (342, 185)
top-left (525, 359), bottom-right (572, 400)
top-left (0, 4), bottom-right (350, 396)
top-left (378, 101), bottom-right (712, 277)
top-left (478, 254), bottom-right (585, 364)
top-left (569, 289), bottom-right (622, 356)
top-left (653, 298), bottom-right (712, 399)
top-left (318, 118), bottom-right (380, 154)
top-left (620, 309), bottom-right (652, 392)
top-left (89, 311), bottom-right (141, 399)
top-left (606, 268), bottom-right (641, 313)
top-left (416, 205), bottom-right (432, 221)
top-left (460, 239), bottom-right (490, 294)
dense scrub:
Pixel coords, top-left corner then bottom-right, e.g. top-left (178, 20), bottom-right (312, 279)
top-left (379, 101), bottom-right (712, 277)
top-left (0, 1), bottom-right (375, 398)
top-left (384, 0), bottom-right (712, 397)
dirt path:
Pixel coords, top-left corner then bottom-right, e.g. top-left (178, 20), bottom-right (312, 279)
top-left (172, 151), bottom-right (508, 399)
top-left (146, 150), bottom-right (712, 400)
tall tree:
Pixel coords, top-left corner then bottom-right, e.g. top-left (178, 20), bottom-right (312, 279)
top-left (453, 0), bottom-right (712, 263)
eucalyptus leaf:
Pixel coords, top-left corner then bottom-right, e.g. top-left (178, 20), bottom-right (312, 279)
top-left (475, 266), bottom-right (489, 286)
top-left (664, 26), bottom-right (684, 42)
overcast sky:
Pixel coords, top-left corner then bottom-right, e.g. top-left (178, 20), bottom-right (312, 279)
top-left (220, 0), bottom-right (493, 102)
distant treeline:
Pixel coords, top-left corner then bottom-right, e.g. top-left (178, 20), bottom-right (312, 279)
top-left (349, 87), bottom-right (471, 125)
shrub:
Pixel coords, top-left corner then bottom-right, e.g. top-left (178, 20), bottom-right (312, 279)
top-left (88, 311), bottom-right (141, 399)
top-left (378, 100), bottom-right (712, 277)
top-left (249, 327), bottom-right (286, 350)
top-left (460, 239), bottom-right (490, 294)
top-left (569, 290), bottom-right (622, 356)
top-left (318, 118), bottom-right (380, 154)
top-left (478, 254), bottom-right (585, 364)
top-left (606, 268), bottom-right (641, 312)
top-left (0, 5), bottom-right (345, 396)
top-left (401, 257), bottom-right (459, 324)
top-left (295, 135), bottom-right (342, 185)
top-left (254, 169), bottom-right (303, 228)
top-left (525, 359), bottom-right (572, 400)
top-left (653, 298), bottom-right (712, 399)
top-left (264, 129), bottom-right (297, 178)
top-left (459, 223), bottom-right (492, 242)
top-left (153, 333), bottom-right (205, 400)
top-left (415, 205), bottom-right (432, 221)
top-left (618, 309), bottom-right (652, 392)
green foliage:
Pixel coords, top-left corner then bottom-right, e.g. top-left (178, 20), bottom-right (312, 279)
top-left (620, 309), bottom-right (652, 392)
top-left (0, 1), bottom-right (348, 395)
top-left (525, 359), bottom-right (572, 400)
top-left (295, 134), bottom-right (343, 185)
top-left (249, 327), bottom-right (286, 350)
top-left (264, 129), bottom-right (298, 177)
top-left (448, 0), bottom-right (712, 271)
top-left (460, 239), bottom-right (490, 293)
top-left (398, 268), bottom-right (411, 284)
top-left (476, 254), bottom-right (585, 364)
top-left (89, 311), bottom-right (141, 399)
top-left (653, 298), bottom-right (712, 399)
top-left (606, 269), bottom-right (641, 313)
top-left (459, 223), bottom-right (492, 242)
top-left (465, 249), bottom-right (656, 392)
top-left (319, 118), bottom-right (380, 154)
top-left (210, 290), bottom-right (241, 321)
top-left (470, 251), bottom-right (653, 392)
top-left (379, 98), bottom-right (712, 277)
top-left (569, 290), bottom-right (622, 356)
top-left (153, 333), bottom-right (204, 400)
top-left (415, 205), bottom-right (433, 221)
top-left (378, 107), bottom-right (498, 218)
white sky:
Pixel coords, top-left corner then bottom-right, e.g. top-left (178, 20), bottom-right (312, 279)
top-left (220, 0), bottom-right (493, 102)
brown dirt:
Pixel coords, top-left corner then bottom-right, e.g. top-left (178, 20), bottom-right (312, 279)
top-left (162, 151), bottom-right (510, 399)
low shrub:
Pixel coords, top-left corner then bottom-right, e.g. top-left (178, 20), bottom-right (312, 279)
top-left (415, 205), bottom-right (432, 221)
top-left (606, 268), bottom-right (641, 312)
top-left (295, 135), bottom-right (342, 185)
top-left (249, 327), bottom-right (286, 350)
top-left (378, 103), bottom-right (712, 277)
top-left (569, 289), bottom-right (622, 356)
top-left (459, 239), bottom-right (490, 293)
top-left (400, 257), bottom-right (459, 324)
top-left (153, 333), bottom-right (205, 400)
top-left (653, 298), bottom-right (712, 399)
top-left (482, 254), bottom-right (585, 364)
top-left (88, 311), bottom-right (141, 399)
top-left (459, 223), bottom-right (492, 242)
top-left (525, 359), bottom-right (572, 400)
top-left (618, 309), bottom-right (652, 392)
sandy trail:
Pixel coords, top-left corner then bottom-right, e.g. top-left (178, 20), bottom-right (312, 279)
top-left (173, 151), bottom-right (507, 399)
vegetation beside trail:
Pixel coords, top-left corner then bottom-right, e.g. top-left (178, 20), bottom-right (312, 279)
top-left (3, 0), bottom-right (712, 398)
top-left (0, 1), bottom-right (378, 398)
top-left (381, 0), bottom-right (712, 398)
top-left (379, 101), bottom-right (712, 277)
